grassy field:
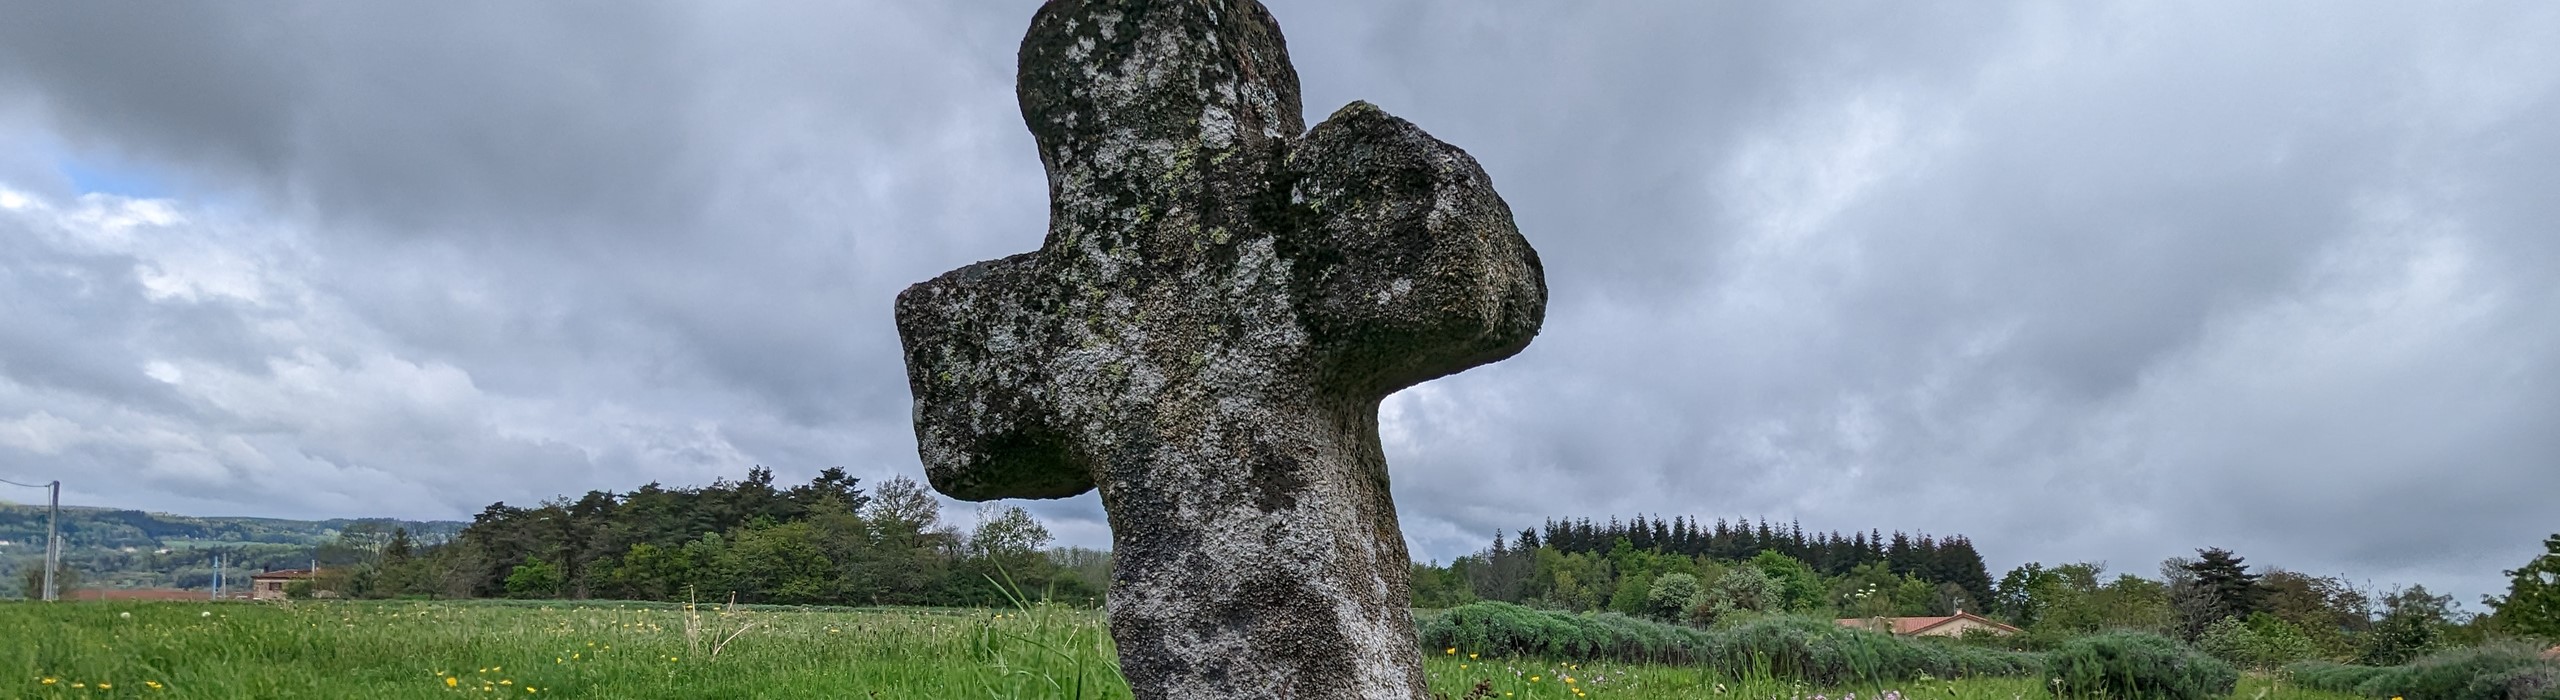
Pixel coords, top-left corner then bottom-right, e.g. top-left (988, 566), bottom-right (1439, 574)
top-left (2, 599), bottom-right (2365, 699)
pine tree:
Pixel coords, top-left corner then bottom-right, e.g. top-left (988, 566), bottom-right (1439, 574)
top-left (2181, 548), bottom-right (2267, 637)
top-left (1887, 532), bottom-right (1916, 576)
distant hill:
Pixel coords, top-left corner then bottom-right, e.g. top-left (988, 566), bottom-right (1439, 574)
top-left (0, 505), bottom-right (464, 597)
top-left (0, 504), bottom-right (463, 550)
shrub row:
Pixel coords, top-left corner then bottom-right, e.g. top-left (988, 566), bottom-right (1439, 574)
top-left (1419, 602), bottom-right (2248, 700)
top-left (2049, 631), bottom-right (2240, 700)
top-left (2288, 645), bottom-right (2560, 700)
top-left (1417, 602), bottom-right (2041, 685)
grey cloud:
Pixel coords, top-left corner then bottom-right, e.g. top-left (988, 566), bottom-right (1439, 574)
top-left (1, 1), bottom-right (2555, 604)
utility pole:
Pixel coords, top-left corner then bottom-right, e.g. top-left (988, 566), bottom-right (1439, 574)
top-left (43, 480), bottom-right (58, 602)
top-left (2, 477), bottom-right (67, 601)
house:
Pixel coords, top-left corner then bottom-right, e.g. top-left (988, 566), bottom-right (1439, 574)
top-left (248, 568), bottom-right (322, 601)
top-left (1835, 611), bottom-right (2022, 638)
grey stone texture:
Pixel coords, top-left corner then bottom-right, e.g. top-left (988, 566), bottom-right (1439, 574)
top-left (893, 1), bottom-right (1546, 697)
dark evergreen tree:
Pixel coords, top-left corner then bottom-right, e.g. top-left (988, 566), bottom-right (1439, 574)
top-left (2182, 547), bottom-right (2267, 633)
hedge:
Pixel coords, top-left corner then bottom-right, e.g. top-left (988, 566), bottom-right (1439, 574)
top-left (1416, 601), bottom-right (2044, 685)
top-left (2288, 645), bottom-right (2560, 700)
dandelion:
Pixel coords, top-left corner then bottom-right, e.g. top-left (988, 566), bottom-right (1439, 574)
top-left (100, 683), bottom-right (114, 690)
top-left (1446, 648), bottom-right (1457, 655)
top-left (146, 681), bottom-right (164, 690)
top-left (40, 678), bottom-right (56, 685)
top-left (447, 677), bottom-right (459, 688)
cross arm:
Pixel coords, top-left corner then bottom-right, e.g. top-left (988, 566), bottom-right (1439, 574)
top-left (1281, 101), bottom-right (1549, 399)
top-left (894, 252), bottom-right (1097, 501)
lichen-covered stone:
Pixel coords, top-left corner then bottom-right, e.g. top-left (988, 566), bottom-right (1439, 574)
top-left (893, 1), bottom-right (1545, 697)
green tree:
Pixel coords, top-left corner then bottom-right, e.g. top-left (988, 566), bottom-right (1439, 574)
top-left (1748, 550), bottom-right (1823, 612)
top-left (1699, 565), bottom-right (1779, 624)
top-left (726, 521), bottom-right (834, 604)
top-left (1645, 572), bottom-right (1701, 621)
top-left (1411, 561), bottom-right (1474, 609)
top-left (2483, 533), bottom-right (2560, 641)
top-left (1605, 571), bottom-right (1654, 616)
top-left (1995, 562), bottom-right (2063, 627)
top-left (2094, 574), bottom-right (2175, 633)
top-left (502, 558), bottom-right (564, 599)
top-left (2362, 584), bottom-right (2457, 665)
top-left (2261, 569), bottom-right (2368, 659)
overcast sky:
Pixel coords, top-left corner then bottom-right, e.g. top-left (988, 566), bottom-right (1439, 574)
top-left (1, 1), bottom-right (2553, 605)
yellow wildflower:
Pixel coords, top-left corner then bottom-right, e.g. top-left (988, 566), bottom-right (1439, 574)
top-left (1469, 653), bottom-right (1479, 659)
top-left (1445, 647), bottom-right (1456, 655)
top-left (447, 677), bottom-right (460, 688)
top-left (101, 683), bottom-right (114, 690)
top-left (40, 678), bottom-right (56, 685)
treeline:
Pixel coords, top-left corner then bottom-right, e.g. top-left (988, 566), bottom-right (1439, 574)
top-left (308, 468), bottom-right (1108, 607)
top-left (1409, 516), bottom-right (1995, 625)
top-left (1407, 519), bottom-right (2557, 672)
top-left (1997, 547), bottom-right (2539, 671)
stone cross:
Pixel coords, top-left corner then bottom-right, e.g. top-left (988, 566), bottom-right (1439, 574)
top-left (894, 1), bottom-right (1545, 697)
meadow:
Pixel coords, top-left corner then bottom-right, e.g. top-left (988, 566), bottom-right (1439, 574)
top-left (3, 599), bottom-right (2366, 700)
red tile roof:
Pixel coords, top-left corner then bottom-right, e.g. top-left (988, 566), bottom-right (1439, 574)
top-left (1834, 612), bottom-right (2022, 636)
top-left (67, 588), bottom-right (207, 602)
